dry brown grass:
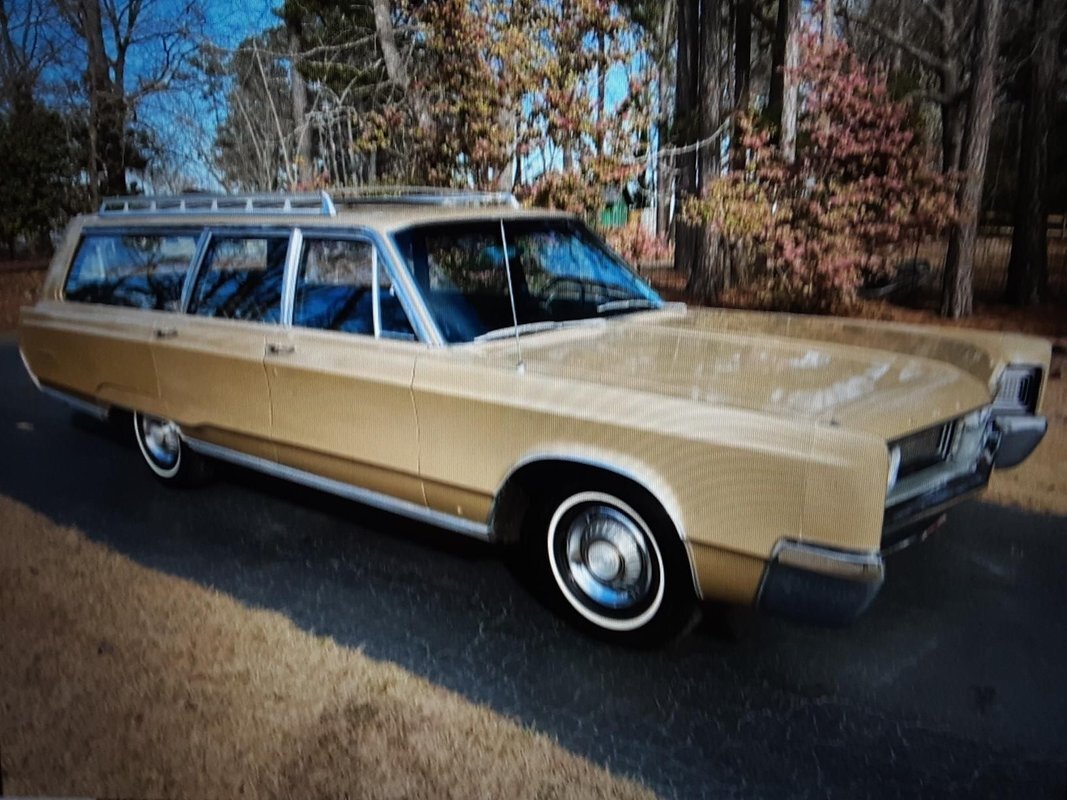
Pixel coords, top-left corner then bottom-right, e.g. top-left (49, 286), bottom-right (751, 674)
top-left (0, 496), bottom-right (654, 800)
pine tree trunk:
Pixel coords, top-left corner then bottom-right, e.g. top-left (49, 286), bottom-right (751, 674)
top-left (290, 25), bottom-right (311, 188)
top-left (768, 0), bottom-right (800, 161)
top-left (288, 27), bottom-right (312, 187)
top-left (673, 0), bottom-right (699, 275)
top-left (1004, 0), bottom-right (1062, 305)
top-left (686, 0), bottom-right (727, 301)
top-left (656, 4), bottom-right (674, 237)
top-left (940, 73), bottom-right (965, 174)
top-left (941, 0), bottom-right (1002, 318)
top-left (731, 0), bottom-right (751, 172)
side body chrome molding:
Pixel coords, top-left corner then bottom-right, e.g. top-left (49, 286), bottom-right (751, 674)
top-left (183, 436), bottom-right (491, 541)
top-left (39, 385), bottom-right (109, 421)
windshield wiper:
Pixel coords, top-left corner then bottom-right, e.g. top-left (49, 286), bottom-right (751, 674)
top-left (596, 298), bottom-right (659, 314)
top-left (473, 319), bottom-right (602, 343)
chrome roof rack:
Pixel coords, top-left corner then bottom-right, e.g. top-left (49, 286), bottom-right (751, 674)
top-left (328, 186), bottom-right (520, 208)
top-left (99, 192), bottom-right (337, 217)
top-left (98, 187), bottom-right (520, 218)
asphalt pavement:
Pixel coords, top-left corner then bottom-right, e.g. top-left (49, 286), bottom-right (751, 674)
top-left (1, 336), bottom-right (1066, 799)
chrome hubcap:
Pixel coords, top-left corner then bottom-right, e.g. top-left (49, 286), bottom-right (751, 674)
top-left (141, 415), bottom-right (180, 468)
top-left (564, 504), bottom-right (652, 610)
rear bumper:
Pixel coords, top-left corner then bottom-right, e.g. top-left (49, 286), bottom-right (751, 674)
top-left (757, 540), bottom-right (884, 626)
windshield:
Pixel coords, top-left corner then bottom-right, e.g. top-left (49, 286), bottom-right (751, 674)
top-left (391, 218), bottom-right (662, 344)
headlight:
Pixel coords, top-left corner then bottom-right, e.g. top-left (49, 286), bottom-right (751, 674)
top-left (994, 366), bottom-right (1040, 414)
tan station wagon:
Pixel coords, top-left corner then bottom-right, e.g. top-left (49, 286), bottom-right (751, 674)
top-left (18, 189), bottom-right (1051, 645)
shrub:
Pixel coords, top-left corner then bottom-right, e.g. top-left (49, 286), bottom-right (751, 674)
top-left (686, 32), bottom-right (954, 313)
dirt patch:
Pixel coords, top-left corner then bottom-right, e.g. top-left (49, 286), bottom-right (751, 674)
top-left (0, 496), bottom-right (653, 800)
top-left (0, 260), bottom-right (46, 331)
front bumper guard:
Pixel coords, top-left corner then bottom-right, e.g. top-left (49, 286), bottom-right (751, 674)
top-left (992, 414), bottom-right (1047, 468)
top-left (758, 540), bottom-right (884, 626)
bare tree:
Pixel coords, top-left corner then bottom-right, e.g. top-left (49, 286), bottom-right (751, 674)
top-left (0, 0), bottom-right (58, 111)
top-left (53, 0), bottom-right (202, 201)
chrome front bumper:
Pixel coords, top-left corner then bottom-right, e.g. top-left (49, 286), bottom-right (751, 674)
top-left (757, 540), bottom-right (884, 626)
top-left (883, 411), bottom-right (1047, 548)
top-left (759, 410), bottom-right (1046, 627)
top-left (993, 414), bottom-right (1047, 468)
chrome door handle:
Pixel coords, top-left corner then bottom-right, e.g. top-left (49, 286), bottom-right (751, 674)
top-left (154, 327), bottom-right (178, 339)
top-left (267, 342), bottom-right (295, 355)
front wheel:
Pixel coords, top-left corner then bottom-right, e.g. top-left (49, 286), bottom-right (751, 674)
top-left (132, 411), bottom-right (210, 485)
top-left (527, 484), bottom-right (698, 647)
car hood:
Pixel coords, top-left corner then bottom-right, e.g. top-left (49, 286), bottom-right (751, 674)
top-left (496, 307), bottom-right (1006, 439)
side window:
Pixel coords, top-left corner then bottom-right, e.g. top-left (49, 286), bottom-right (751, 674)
top-left (64, 232), bottom-right (198, 310)
top-left (188, 235), bottom-right (288, 322)
top-left (294, 238), bottom-right (416, 339)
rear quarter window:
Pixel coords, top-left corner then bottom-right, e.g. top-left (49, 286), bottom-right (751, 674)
top-left (64, 232), bottom-right (199, 310)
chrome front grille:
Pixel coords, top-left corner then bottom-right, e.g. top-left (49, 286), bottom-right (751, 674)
top-left (886, 407), bottom-right (994, 510)
top-left (897, 421), bottom-right (956, 478)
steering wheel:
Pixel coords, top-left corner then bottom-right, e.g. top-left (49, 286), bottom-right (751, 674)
top-left (541, 276), bottom-right (587, 311)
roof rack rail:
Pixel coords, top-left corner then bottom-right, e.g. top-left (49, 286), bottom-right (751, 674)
top-left (328, 186), bottom-right (520, 208)
top-left (99, 192), bottom-right (337, 217)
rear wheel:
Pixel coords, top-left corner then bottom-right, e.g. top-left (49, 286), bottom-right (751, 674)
top-left (132, 411), bottom-right (209, 485)
top-left (525, 481), bottom-right (698, 647)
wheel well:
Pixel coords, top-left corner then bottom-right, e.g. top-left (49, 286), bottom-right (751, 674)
top-left (490, 459), bottom-right (683, 548)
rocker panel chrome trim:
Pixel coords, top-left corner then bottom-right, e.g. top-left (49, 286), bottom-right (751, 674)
top-left (39, 385), bottom-right (109, 420)
top-left (183, 437), bottom-right (491, 540)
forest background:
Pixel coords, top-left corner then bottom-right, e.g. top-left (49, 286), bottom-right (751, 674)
top-left (1, 0), bottom-right (1064, 318)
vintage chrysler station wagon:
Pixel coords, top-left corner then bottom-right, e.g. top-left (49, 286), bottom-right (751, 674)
top-left (18, 190), bottom-right (1051, 645)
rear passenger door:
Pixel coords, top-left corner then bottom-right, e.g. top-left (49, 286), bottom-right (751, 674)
top-left (151, 230), bottom-right (289, 461)
top-left (264, 233), bottom-right (425, 506)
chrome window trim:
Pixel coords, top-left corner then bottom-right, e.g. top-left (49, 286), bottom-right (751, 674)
top-left (181, 229), bottom-right (212, 313)
top-left (64, 226), bottom-right (205, 310)
top-left (296, 226), bottom-right (431, 344)
top-left (183, 226), bottom-right (294, 322)
top-left (385, 217), bottom-right (664, 348)
top-left (371, 245), bottom-right (382, 338)
top-left (183, 436), bottom-right (490, 540)
top-left (280, 227), bottom-right (303, 328)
